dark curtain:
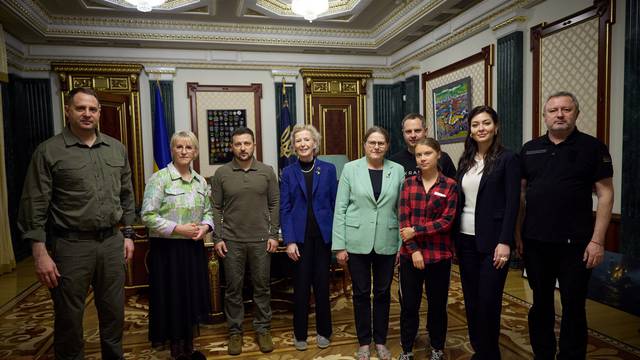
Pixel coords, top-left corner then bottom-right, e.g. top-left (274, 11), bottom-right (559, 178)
top-left (621, 0), bottom-right (640, 258)
top-left (374, 82), bottom-right (405, 155)
top-left (149, 80), bottom-right (175, 136)
top-left (497, 31), bottom-right (524, 152)
top-left (374, 76), bottom-right (420, 155)
top-left (1, 75), bottom-right (53, 260)
top-left (404, 75), bottom-right (420, 115)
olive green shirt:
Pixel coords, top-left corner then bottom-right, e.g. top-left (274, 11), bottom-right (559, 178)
top-left (210, 157), bottom-right (279, 243)
top-left (18, 127), bottom-right (136, 243)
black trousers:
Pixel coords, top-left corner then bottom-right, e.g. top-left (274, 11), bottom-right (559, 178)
top-left (457, 234), bottom-right (509, 360)
top-left (524, 239), bottom-right (592, 360)
top-left (347, 251), bottom-right (396, 345)
top-left (292, 233), bottom-right (332, 341)
top-left (399, 256), bottom-right (451, 352)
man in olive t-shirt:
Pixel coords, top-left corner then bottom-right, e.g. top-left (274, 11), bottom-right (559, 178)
top-left (211, 127), bottom-right (280, 356)
top-left (18, 87), bottom-right (135, 360)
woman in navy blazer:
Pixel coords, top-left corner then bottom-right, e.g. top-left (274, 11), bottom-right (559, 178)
top-left (280, 124), bottom-right (337, 351)
top-left (455, 106), bottom-right (521, 360)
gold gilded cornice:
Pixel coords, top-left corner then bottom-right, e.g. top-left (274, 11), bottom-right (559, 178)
top-left (49, 15), bottom-right (369, 38)
top-left (492, 15), bottom-right (527, 31)
top-left (300, 68), bottom-right (372, 79)
top-left (51, 62), bottom-right (143, 75)
top-left (45, 29), bottom-right (374, 48)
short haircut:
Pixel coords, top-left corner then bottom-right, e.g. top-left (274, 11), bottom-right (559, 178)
top-left (170, 131), bottom-right (199, 152)
top-left (401, 113), bottom-right (426, 129)
top-left (364, 126), bottom-right (390, 144)
top-left (231, 126), bottom-right (255, 142)
top-left (65, 87), bottom-right (99, 106)
top-left (291, 124), bottom-right (322, 155)
top-left (544, 91), bottom-right (580, 114)
top-left (414, 137), bottom-right (441, 153)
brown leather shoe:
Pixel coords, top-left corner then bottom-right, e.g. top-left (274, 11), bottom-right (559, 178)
top-left (228, 334), bottom-right (243, 355)
top-left (257, 331), bottom-right (274, 353)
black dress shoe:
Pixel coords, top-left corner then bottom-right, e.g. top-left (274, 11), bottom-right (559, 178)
top-left (190, 350), bottom-right (207, 360)
top-left (174, 354), bottom-right (190, 360)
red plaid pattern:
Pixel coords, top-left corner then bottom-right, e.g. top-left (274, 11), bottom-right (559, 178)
top-left (399, 173), bottom-right (458, 264)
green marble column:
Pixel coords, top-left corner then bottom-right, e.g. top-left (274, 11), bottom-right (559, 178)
top-left (621, 0), bottom-right (640, 258)
top-left (497, 31), bottom-right (524, 152)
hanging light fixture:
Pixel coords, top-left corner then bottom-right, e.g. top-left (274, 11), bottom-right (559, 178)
top-left (291, 0), bottom-right (329, 22)
top-left (123, 0), bottom-right (166, 12)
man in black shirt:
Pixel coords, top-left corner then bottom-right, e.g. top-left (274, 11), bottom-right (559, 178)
top-left (389, 113), bottom-right (456, 178)
top-left (517, 91), bottom-right (614, 360)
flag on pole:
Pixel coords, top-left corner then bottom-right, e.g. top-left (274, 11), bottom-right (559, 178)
top-left (152, 82), bottom-right (172, 171)
top-left (277, 84), bottom-right (296, 175)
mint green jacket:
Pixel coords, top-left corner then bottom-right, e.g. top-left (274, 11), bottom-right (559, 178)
top-left (331, 157), bottom-right (405, 255)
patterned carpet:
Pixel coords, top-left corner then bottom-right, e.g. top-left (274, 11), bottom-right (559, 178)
top-left (1, 271), bottom-right (639, 360)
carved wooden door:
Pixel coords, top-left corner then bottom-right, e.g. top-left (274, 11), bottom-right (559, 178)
top-left (310, 96), bottom-right (359, 160)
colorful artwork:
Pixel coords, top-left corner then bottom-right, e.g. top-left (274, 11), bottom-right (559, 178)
top-left (432, 77), bottom-right (472, 144)
top-left (207, 109), bottom-right (247, 164)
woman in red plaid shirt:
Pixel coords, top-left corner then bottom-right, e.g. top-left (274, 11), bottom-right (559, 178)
top-left (398, 137), bottom-right (459, 360)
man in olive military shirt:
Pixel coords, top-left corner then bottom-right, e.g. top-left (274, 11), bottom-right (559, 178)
top-left (18, 87), bottom-right (135, 360)
top-left (212, 127), bottom-right (280, 356)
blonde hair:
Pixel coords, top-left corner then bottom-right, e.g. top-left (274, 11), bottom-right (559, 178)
top-left (290, 124), bottom-right (322, 155)
top-left (170, 131), bottom-right (199, 159)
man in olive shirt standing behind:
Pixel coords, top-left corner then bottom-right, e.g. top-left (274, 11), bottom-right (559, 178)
top-left (212, 127), bottom-right (280, 356)
top-left (18, 87), bottom-right (135, 360)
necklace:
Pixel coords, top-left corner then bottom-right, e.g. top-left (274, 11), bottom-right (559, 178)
top-left (300, 159), bottom-right (316, 173)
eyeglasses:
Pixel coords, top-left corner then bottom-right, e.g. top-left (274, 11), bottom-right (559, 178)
top-left (366, 141), bottom-right (387, 148)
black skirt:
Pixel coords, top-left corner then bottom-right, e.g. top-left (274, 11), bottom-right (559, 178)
top-left (148, 237), bottom-right (211, 343)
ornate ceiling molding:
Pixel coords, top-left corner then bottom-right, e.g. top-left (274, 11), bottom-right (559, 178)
top-left (100, 0), bottom-right (200, 11)
top-left (255, 0), bottom-right (363, 18)
top-left (4, 0), bottom-right (538, 80)
top-left (389, 0), bottom-right (534, 73)
top-left (1, 0), bottom-right (476, 51)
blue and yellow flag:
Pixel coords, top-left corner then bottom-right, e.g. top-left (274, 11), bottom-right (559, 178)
top-left (152, 83), bottom-right (171, 171)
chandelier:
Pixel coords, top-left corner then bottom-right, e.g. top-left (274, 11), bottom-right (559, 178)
top-left (123, 0), bottom-right (166, 12)
top-left (291, 0), bottom-right (329, 22)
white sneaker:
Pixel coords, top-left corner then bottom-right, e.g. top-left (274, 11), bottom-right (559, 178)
top-left (316, 335), bottom-right (330, 349)
top-left (294, 339), bottom-right (307, 351)
top-left (430, 349), bottom-right (444, 360)
top-left (398, 351), bottom-right (414, 360)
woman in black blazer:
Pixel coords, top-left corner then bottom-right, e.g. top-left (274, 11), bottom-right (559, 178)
top-left (455, 105), bottom-right (520, 360)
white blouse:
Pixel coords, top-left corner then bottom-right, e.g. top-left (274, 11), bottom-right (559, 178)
top-left (460, 159), bottom-right (484, 236)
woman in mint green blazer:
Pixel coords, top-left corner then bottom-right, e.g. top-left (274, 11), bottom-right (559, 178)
top-left (332, 126), bottom-right (405, 360)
